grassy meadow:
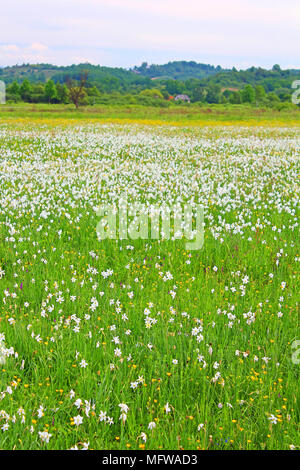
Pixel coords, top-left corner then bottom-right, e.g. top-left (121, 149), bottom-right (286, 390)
top-left (0, 109), bottom-right (299, 450)
top-left (1, 102), bottom-right (300, 126)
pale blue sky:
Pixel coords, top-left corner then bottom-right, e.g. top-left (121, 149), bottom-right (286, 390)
top-left (0, 0), bottom-right (299, 69)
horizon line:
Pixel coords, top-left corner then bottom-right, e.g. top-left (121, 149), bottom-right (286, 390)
top-left (1, 60), bottom-right (300, 72)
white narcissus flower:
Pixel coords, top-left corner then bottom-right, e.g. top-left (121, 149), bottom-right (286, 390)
top-left (165, 402), bottom-right (171, 413)
top-left (118, 403), bottom-right (129, 414)
top-left (1, 423), bottom-right (9, 431)
top-left (38, 431), bottom-right (52, 443)
top-left (268, 414), bottom-right (278, 425)
top-left (73, 415), bottom-right (83, 426)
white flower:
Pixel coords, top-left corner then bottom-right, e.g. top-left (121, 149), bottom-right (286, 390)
top-left (164, 402), bottom-right (171, 413)
top-left (38, 431), bottom-right (52, 443)
top-left (37, 405), bottom-right (44, 418)
top-left (118, 403), bottom-right (129, 414)
top-left (268, 414), bottom-right (278, 424)
top-left (99, 410), bottom-right (107, 422)
top-left (73, 415), bottom-right (83, 426)
top-left (107, 416), bottom-right (114, 425)
top-left (119, 413), bottom-right (127, 424)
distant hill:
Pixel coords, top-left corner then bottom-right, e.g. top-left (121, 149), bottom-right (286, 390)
top-left (132, 61), bottom-right (227, 80)
top-left (132, 61), bottom-right (300, 93)
top-left (1, 61), bottom-right (299, 105)
top-left (1, 61), bottom-right (299, 89)
top-left (200, 65), bottom-right (300, 90)
top-left (0, 63), bottom-right (152, 93)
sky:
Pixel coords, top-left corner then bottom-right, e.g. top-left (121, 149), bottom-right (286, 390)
top-left (0, 0), bottom-right (299, 69)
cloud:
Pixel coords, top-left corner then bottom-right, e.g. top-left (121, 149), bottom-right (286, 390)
top-left (0, 43), bottom-right (49, 64)
top-left (30, 43), bottom-right (48, 51)
top-left (2, 44), bottom-right (20, 52)
top-left (0, 0), bottom-right (299, 68)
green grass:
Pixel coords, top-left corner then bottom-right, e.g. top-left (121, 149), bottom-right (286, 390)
top-left (0, 119), bottom-right (299, 450)
top-left (1, 102), bottom-right (300, 126)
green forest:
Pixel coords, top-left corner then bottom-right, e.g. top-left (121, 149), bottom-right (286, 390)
top-left (1, 61), bottom-right (299, 109)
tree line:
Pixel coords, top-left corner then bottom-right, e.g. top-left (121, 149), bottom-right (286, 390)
top-left (2, 62), bottom-right (299, 109)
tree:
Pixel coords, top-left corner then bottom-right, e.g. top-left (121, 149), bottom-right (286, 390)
top-left (275, 87), bottom-right (291, 102)
top-left (255, 85), bottom-right (266, 102)
top-left (191, 85), bottom-right (207, 103)
top-left (241, 85), bottom-right (255, 103)
top-left (140, 88), bottom-right (164, 99)
top-left (206, 84), bottom-right (221, 103)
top-left (272, 64), bottom-right (281, 72)
top-left (86, 85), bottom-right (101, 105)
top-left (267, 92), bottom-right (280, 104)
top-left (160, 88), bottom-right (170, 100)
top-left (229, 91), bottom-right (242, 104)
top-left (20, 79), bottom-right (32, 102)
top-left (10, 81), bottom-right (20, 95)
top-left (163, 79), bottom-right (185, 96)
top-left (66, 71), bottom-right (88, 108)
top-left (6, 81), bottom-right (21, 102)
top-left (45, 80), bottom-right (57, 104)
top-left (31, 83), bottom-right (46, 103)
top-left (56, 82), bottom-right (69, 104)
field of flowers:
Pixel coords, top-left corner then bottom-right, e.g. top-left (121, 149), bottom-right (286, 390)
top-left (0, 119), bottom-right (299, 450)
